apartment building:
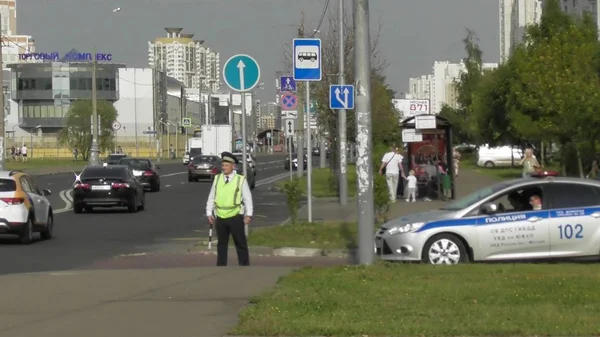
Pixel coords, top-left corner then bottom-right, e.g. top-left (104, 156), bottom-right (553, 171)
top-left (148, 28), bottom-right (220, 91)
top-left (499, 0), bottom-right (544, 62)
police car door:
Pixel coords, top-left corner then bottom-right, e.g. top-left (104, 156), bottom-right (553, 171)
top-left (475, 188), bottom-right (550, 260)
top-left (545, 183), bottom-right (600, 258)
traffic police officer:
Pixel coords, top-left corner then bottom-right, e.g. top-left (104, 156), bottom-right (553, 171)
top-left (206, 151), bottom-right (253, 266)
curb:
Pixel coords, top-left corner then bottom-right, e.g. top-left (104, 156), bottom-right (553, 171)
top-left (188, 244), bottom-right (352, 258)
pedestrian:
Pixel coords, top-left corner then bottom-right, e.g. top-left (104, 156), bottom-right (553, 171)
top-left (20, 145), bottom-right (27, 162)
top-left (378, 145), bottom-right (405, 203)
top-left (73, 147), bottom-right (79, 161)
top-left (405, 170), bottom-right (417, 203)
top-left (453, 147), bottom-right (461, 177)
top-left (205, 151), bottom-right (253, 266)
top-left (519, 148), bottom-right (540, 178)
top-left (587, 159), bottom-right (600, 179)
top-left (439, 161), bottom-right (451, 200)
top-left (10, 146), bottom-right (15, 160)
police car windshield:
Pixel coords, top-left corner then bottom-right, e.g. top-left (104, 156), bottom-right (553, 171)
top-left (440, 182), bottom-right (512, 211)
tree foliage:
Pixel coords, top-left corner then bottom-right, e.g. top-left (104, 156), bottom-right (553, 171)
top-left (58, 99), bottom-right (117, 160)
top-left (443, 0), bottom-right (600, 176)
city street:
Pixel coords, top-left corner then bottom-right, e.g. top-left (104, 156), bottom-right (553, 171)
top-left (0, 154), bottom-right (291, 275)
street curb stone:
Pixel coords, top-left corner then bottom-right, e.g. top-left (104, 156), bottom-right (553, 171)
top-left (188, 244), bottom-right (352, 258)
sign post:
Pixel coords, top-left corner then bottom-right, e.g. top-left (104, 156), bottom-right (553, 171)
top-left (293, 37), bottom-right (322, 223)
top-left (223, 54), bottom-right (261, 178)
top-left (286, 119), bottom-right (295, 180)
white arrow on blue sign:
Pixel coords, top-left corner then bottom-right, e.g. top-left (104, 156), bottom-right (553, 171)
top-left (329, 85), bottom-right (355, 110)
top-left (293, 38), bottom-right (322, 81)
top-left (223, 54), bottom-right (261, 92)
top-left (280, 76), bottom-right (297, 92)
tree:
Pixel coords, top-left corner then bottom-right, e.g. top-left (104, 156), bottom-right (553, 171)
top-left (439, 29), bottom-right (485, 144)
top-left (59, 99), bottom-right (118, 160)
top-left (510, 6), bottom-right (600, 175)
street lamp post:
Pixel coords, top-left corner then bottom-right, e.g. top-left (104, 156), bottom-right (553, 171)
top-left (88, 7), bottom-right (121, 166)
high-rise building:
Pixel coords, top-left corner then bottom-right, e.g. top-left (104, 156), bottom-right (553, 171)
top-left (408, 75), bottom-right (432, 100)
top-left (148, 28), bottom-right (220, 91)
top-left (499, 0), bottom-right (544, 62)
top-left (561, 0), bottom-right (600, 30)
top-left (0, 0), bottom-right (36, 66)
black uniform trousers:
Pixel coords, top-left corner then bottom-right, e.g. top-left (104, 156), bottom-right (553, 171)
top-left (215, 214), bottom-right (250, 266)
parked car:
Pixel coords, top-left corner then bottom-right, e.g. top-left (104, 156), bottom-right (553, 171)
top-left (104, 153), bottom-right (127, 165)
top-left (211, 159), bottom-right (256, 189)
top-left (477, 145), bottom-right (524, 168)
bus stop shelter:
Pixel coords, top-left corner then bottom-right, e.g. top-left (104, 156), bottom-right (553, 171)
top-left (401, 115), bottom-right (456, 200)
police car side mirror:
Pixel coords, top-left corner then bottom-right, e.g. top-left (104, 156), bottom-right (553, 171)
top-left (481, 202), bottom-right (498, 215)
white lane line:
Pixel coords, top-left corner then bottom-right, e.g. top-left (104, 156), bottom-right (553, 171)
top-left (55, 189), bottom-right (73, 214)
top-left (165, 184), bottom-right (171, 188)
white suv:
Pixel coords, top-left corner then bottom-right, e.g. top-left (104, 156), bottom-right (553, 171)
top-left (0, 170), bottom-right (53, 244)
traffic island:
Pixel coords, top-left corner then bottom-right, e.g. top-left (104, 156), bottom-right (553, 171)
top-left (229, 263), bottom-right (600, 337)
top-left (190, 222), bottom-right (357, 258)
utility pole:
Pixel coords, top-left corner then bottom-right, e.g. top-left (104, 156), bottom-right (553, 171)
top-left (338, 0), bottom-right (348, 206)
top-left (354, 0), bottom-right (374, 265)
top-left (296, 11), bottom-right (305, 178)
top-left (0, 15), bottom-right (4, 171)
top-left (89, 46), bottom-right (100, 165)
top-left (230, 91), bottom-right (235, 151)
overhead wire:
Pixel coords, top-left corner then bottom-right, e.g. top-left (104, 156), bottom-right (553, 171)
top-left (311, 0), bottom-right (330, 37)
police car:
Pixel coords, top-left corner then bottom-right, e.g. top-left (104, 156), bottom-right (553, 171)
top-left (0, 170), bottom-right (53, 244)
top-left (375, 176), bottom-right (600, 264)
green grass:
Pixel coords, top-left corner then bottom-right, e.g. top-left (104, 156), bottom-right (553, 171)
top-left (5, 159), bottom-right (88, 170)
top-left (277, 166), bottom-right (357, 197)
top-left (246, 222), bottom-right (357, 249)
top-left (232, 263), bottom-right (600, 336)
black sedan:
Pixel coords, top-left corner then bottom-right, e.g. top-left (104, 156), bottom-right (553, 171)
top-left (72, 165), bottom-right (145, 213)
top-left (104, 153), bottom-right (128, 165)
top-left (188, 155), bottom-right (221, 182)
top-left (284, 154), bottom-right (308, 170)
top-left (117, 157), bottom-right (161, 192)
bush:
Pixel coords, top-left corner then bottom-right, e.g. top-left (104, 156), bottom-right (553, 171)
top-left (281, 177), bottom-right (302, 224)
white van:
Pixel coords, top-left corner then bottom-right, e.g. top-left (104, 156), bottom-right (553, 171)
top-left (477, 145), bottom-right (524, 168)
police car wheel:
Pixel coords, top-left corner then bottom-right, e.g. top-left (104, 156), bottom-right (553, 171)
top-left (422, 234), bottom-right (469, 265)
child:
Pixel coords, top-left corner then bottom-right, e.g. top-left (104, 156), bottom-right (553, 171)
top-left (405, 170), bottom-right (417, 202)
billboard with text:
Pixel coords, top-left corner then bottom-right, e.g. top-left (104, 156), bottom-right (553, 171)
top-left (393, 99), bottom-right (430, 119)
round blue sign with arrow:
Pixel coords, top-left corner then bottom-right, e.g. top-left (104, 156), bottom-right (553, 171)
top-left (281, 92), bottom-right (298, 110)
top-left (223, 54), bottom-right (261, 92)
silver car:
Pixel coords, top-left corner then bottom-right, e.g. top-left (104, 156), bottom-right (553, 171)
top-left (374, 176), bottom-right (600, 264)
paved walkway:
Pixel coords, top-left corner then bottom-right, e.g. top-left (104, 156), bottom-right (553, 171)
top-left (296, 168), bottom-right (499, 222)
top-left (0, 267), bottom-right (292, 337)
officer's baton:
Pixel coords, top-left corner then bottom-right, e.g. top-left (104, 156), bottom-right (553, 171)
top-left (208, 224), bottom-right (213, 250)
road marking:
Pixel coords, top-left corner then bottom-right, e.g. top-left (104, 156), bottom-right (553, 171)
top-left (118, 253), bottom-right (148, 257)
top-left (165, 184), bottom-right (171, 188)
top-left (55, 190), bottom-right (73, 214)
top-left (162, 172), bottom-right (186, 177)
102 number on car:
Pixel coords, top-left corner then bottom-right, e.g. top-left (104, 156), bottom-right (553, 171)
top-left (557, 224), bottom-right (583, 239)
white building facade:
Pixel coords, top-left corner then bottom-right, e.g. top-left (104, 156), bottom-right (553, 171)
top-left (113, 68), bottom-right (155, 138)
top-left (148, 28), bottom-right (220, 92)
top-left (430, 61), bottom-right (498, 113)
top-left (408, 75), bottom-right (432, 100)
top-left (499, 0), bottom-right (544, 62)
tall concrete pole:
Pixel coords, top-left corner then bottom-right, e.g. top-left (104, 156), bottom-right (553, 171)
top-left (296, 12), bottom-right (305, 178)
top-left (353, 0), bottom-right (374, 265)
top-left (89, 46), bottom-right (100, 165)
top-left (0, 16), bottom-right (5, 171)
top-left (338, 0), bottom-right (348, 206)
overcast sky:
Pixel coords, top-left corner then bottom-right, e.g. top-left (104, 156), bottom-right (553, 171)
top-left (17, 0), bottom-right (498, 101)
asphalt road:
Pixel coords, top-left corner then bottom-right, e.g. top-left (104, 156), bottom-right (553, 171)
top-left (0, 154), bottom-right (291, 275)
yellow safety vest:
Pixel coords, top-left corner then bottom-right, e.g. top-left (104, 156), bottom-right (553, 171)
top-left (214, 173), bottom-right (244, 219)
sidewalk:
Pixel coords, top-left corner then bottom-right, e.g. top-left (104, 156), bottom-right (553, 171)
top-left (296, 168), bottom-right (499, 222)
top-left (0, 267), bottom-right (292, 337)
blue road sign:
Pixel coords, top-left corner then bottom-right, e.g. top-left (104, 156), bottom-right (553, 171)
top-left (223, 54), bottom-right (261, 92)
top-left (329, 85), bottom-right (355, 110)
top-left (280, 76), bottom-right (297, 92)
top-left (281, 92), bottom-right (298, 110)
top-left (293, 38), bottom-right (322, 81)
